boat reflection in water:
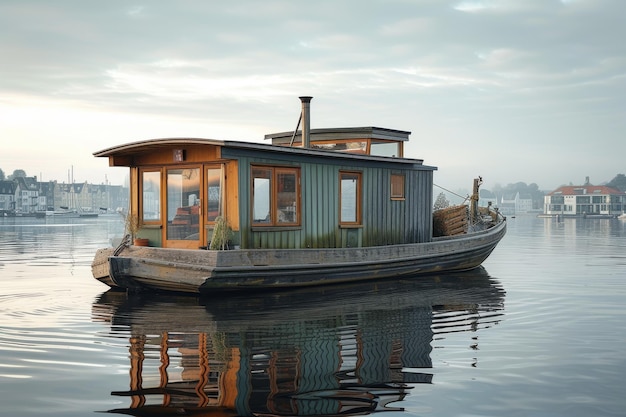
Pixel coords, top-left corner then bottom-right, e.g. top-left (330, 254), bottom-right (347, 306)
top-left (92, 267), bottom-right (505, 416)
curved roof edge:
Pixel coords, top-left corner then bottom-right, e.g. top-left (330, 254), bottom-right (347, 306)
top-left (93, 137), bottom-right (225, 157)
top-left (93, 137), bottom-right (436, 171)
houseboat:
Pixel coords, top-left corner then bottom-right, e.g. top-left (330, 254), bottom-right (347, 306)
top-left (91, 97), bottom-right (506, 294)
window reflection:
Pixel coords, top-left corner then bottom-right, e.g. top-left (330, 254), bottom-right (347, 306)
top-left (167, 168), bottom-right (200, 240)
top-left (370, 141), bottom-right (399, 157)
top-left (206, 167), bottom-right (222, 222)
top-left (340, 172), bottom-right (361, 224)
top-left (142, 171), bottom-right (161, 221)
top-left (252, 168), bottom-right (271, 223)
top-left (276, 170), bottom-right (297, 223)
top-left (252, 166), bottom-right (300, 226)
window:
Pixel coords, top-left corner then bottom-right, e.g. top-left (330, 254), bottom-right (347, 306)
top-left (166, 168), bottom-right (200, 240)
top-left (141, 170), bottom-right (161, 222)
top-left (390, 174), bottom-right (405, 199)
top-left (340, 171), bottom-right (361, 225)
top-left (311, 141), bottom-right (367, 154)
top-left (371, 141), bottom-right (400, 157)
top-left (206, 166), bottom-right (223, 223)
top-left (252, 166), bottom-right (300, 226)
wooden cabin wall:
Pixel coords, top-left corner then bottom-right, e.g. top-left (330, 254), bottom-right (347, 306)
top-left (360, 167), bottom-right (433, 247)
top-left (224, 160), bottom-right (240, 231)
top-left (230, 151), bottom-right (433, 249)
top-left (303, 163), bottom-right (339, 248)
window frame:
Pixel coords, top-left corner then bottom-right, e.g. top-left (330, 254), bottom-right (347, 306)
top-left (139, 168), bottom-right (162, 224)
top-left (339, 170), bottom-right (362, 227)
top-left (390, 174), bottom-right (405, 200)
top-left (205, 165), bottom-right (224, 225)
top-left (251, 165), bottom-right (301, 227)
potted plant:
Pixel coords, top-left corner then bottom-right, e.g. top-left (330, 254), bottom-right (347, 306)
top-left (124, 212), bottom-right (148, 246)
top-left (209, 216), bottom-right (232, 250)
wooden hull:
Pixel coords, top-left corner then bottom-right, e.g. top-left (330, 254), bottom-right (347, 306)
top-left (92, 217), bottom-right (506, 294)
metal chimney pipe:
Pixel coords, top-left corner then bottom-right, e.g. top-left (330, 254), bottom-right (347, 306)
top-left (299, 96), bottom-right (312, 148)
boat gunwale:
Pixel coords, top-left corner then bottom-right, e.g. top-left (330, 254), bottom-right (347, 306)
top-left (117, 216), bottom-right (505, 264)
top-left (109, 218), bottom-right (505, 275)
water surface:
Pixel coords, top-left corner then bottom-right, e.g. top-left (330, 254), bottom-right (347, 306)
top-left (0, 215), bottom-right (625, 416)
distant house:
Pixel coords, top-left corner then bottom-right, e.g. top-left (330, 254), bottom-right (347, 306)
top-left (0, 178), bottom-right (128, 215)
top-left (53, 182), bottom-right (86, 211)
top-left (517, 193), bottom-right (534, 213)
top-left (497, 192), bottom-right (534, 215)
top-left (0, 180), bottom-right (16, 214)
top-left (499, 193), bottom-right (516, 215)
top-left (38, 181), bottom-right (55, 211)
top-left (479, 189), bottom-right (497, 208)
top-left (91, 183), bottom-right (129, 213)
top-left (53, 181), bottom-right (129, 212)
top-left (14, 176), bottom-right (41, 214)
top-left (544, 183), bottom-right (626, 217)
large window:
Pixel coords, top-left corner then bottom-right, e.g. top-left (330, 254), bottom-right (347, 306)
top-left (141, 170), bottom-right (161, 222)
top-left (252, 166), bottom-right (300, 226)
top-left (340, 171), bottom-right (362, 225)
top-left (166, 168), bottom-right (200, 240)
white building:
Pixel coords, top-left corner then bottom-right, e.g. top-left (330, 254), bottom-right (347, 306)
top-left (544, 184), bottom-right (626, 217)
top-left (499, 192), bottom-right (534, 215)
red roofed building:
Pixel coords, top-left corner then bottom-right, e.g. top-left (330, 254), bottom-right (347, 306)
top-left (544, 179), bottom-right (626, 217)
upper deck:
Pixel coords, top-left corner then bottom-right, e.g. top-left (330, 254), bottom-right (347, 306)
top-left (265, 126), bottom-right (410, 157)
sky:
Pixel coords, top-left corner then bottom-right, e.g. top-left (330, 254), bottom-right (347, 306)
top-left (1, 0), bottom-right (624, 192)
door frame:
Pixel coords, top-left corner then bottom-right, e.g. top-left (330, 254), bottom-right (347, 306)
top-left (163, 166), bottom-right (203, 249)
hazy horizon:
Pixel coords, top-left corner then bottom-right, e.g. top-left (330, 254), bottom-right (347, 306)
top-left (1, 1), bottom-right (624, 191)
top-left (2, 165), bottom-right (621, 197)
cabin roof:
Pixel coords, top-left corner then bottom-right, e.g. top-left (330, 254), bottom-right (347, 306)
top-left (547, 184), bottom-right (624, 196)
top-left (93, 136), bottom-right (436, 170)
top-left (264, 126), bottom-right (411, 142)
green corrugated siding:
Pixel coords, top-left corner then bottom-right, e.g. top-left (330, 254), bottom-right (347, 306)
top-left (360, 167), bottom-right (432, 246)
top-left (228, 151), bottom-right (432, 249)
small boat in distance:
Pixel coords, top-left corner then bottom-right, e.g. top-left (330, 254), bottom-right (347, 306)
top-left (78, 207), bottom-right (99, 218)
top-left (91, 97), bottom-right (506, 294)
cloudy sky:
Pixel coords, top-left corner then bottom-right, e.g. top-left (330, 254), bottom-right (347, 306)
top-left (1, 0), bottom-right (624, 191)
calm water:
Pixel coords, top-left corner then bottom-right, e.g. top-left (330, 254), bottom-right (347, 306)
top-left (0, 214), bottom-right (625, 416)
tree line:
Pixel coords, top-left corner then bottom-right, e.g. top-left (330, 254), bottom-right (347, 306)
top-left (489, 173), bottom-right (626, 196)
top-left (434, 173), bottom-right (626, 210)
top-left (0, 168), bottom-right (27, 181)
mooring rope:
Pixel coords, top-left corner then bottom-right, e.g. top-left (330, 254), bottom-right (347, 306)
top-left (434, 183), bottom-right (470, 203)
top-left (113, 234), bottom-right (131, 256)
